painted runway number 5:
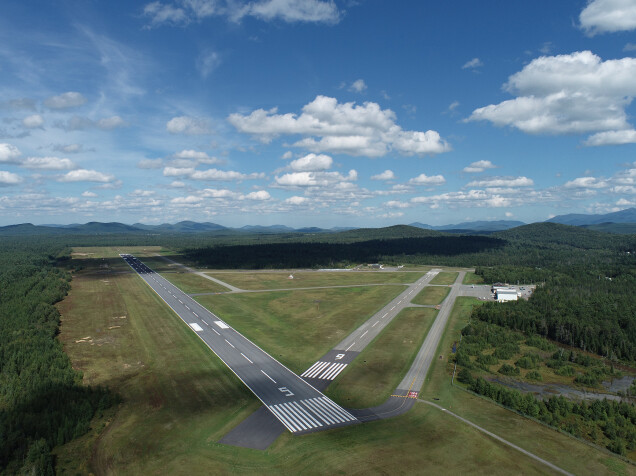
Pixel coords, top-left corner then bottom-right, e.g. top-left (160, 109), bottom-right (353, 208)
top-left (278, 387), bottom-right (294, 397)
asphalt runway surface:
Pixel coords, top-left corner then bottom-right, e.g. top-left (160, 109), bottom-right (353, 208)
top-left (121, 254), bottom-right (359, 436)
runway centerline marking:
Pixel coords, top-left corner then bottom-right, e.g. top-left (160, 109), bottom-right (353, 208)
top-left (224, 339), bottom-right (235, 348)
top-left (372, 321), bottom-right (379, 327)
top-left (360, 330), bottom-right (369, 338)
top-left (345, 342), bottom-right (356, 351)
top-left (261, 370), bottom-right (277, 384)
top-left (241, 353), bottom-right (253, 364)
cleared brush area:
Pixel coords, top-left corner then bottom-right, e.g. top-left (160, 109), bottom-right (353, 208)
top-left (327, 307), bottom-right (437, 408)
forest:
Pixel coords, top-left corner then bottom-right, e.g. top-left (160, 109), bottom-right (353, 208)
top-left (0, 238), bottom-right (116, 474)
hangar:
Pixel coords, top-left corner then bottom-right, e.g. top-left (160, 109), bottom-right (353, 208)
top-left (496, 288), bottom-right (518, 302)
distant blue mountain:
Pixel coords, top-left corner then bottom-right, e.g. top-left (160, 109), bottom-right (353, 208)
top-left (409, 220), bottom-right (525, 232)
top-left (546, 207), bottom-right (636, 226)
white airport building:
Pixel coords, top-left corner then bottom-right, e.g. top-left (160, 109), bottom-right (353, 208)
top-left (495, 288), bottom-right (518, 302)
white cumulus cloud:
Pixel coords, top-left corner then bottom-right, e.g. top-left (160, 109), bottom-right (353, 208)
top-left (22, 114), bottom-right (44, 129)
top-left (584, 129), bottom-right (636, 146)
top-left (467, 176), bottom-right (534, 187)
top-left (243, 190), bottom-right (270, 200)
top-left (22, 157), bottom-right (76, 170)
top-left (462, 58), bottom-right (483, 70)
top-left (409, 173), bottom-right (446, 186)
top-left (349, 79), bottom-right (367, 93)
top-left (58, 169), bottom-right (115, 183)
top-left (166, 116), bottom-right (211, 134)
top-left (44, 92), bottom-right (87, 109)
top-left (97, 115), bottom-right (127, 130)
top-left (463, 160), bottom-right (496, 173)
top-left (289, 153), bottom-right (332, 171)
top-left (580, 0), bottom-right (636, 35)
top-left (229, 95), bottom-right (450, 157)
top-left (371, 170), bottom-right (395, 181)
top-left (468, 51), bottom-right (636, 144)
top-left (0, 171), bottom-right (22, 185)
top-left (285, 196), bottom-right (308, 205)
top-left (0, 143), bottom-right (21, 163)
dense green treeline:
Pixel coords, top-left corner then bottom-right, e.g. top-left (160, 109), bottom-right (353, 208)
top-left (184, 235), bottom-right (504, 269)
top-left (0, 239), bottom-right (116, 474)
top-left (473, 266), bottom-right (636, 361)
top-left (461, 373), bottom-right (636, 456)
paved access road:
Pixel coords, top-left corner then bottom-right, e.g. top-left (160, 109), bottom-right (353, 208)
top-left (121, 254), bottom-right (358, 435)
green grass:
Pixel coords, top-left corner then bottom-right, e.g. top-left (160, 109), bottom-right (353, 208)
top-left (418, 297), bottom-right (632, 475)
top-left (56, 256), bottom-right (631, 475)
top-left (159, 271), bottom-right (230, 293)
top-left (205, 271), bottom-right (423, 290)
top-left (195, 286), bottom-right (405, 373)
top-left (327, 307), bottom-right (437, 407)
top-left (463, 272), bottom-right (485, 285)
top-left (411, 286), bottom-right (450, 305)
top-left (429, 271), bottom-right (459, 285)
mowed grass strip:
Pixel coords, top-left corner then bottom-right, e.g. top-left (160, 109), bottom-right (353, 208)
top-left (429, 271), bottom-right (459, 285)
top-left (411, 286), bottom-right (450, 305)
top-left (419, 297), bottom-right (630, 475)
top-left (205, 271), bottom-right (423, 290)
top-left (327, 307), bottom-right (437, 408)
top-left (196, 286), bottom-right (405, 373)
top-left (159, 271), bottom-right (230, 294)
top-left (56, 259), bottom-right (259, 475)
top-left (463, 271), bottom-right (484, 285)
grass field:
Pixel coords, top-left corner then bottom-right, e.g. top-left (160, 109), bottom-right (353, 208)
top-left (463, 272), bottom-right (485, 285)
top-left (418, 297), bottom-right (632, 476)
top-left (326, 307), bottom-right (437, 408)
top-left (429, 271), bottom-right (459, 285)
top-left (411, 286), bottom-right (450, 305)
top-left (159, 271), bottom-right (231, 293)
top-left (195, 285), bottom-right (405, 373)
top-left (205, 270), bottom-right (423, 290)
top-left (55, 248), bottom-right (631, 475)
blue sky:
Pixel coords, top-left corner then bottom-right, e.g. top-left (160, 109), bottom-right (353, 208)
top-left (1, 0), bottom-right (636, 227)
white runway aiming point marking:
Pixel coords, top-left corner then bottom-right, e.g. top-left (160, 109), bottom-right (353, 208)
top-left (189, 323), bottom-right (204, 332)
top-left (215, 321), bottom-right (229, 329)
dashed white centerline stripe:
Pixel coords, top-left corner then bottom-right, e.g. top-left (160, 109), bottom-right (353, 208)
top-left (345, 342), bottom-right (356, 351)
top-left (360, 330), bottom-right (369, 338)
top-left (382, 313), bottom-right (388, 318)
top-left (224, 339), bottom-right (235, 348)
top-left (372, 321), bottom-right (379, 327)
top-left (241, 353), bottom-right (253, 364)
top-left (261, 370), bottom-right (276, 383)
top-left (193, 312), bottom-right (198, 317)
top-left (212, 328), bottom-right (220, 335)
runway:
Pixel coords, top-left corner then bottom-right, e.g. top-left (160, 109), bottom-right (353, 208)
top-left (120, 254), bottom-right (358, 436)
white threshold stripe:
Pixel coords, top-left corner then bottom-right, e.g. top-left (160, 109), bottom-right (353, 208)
top-left (302, 398), bottom-right (335, 425)
top-left (301, 361), bottom-right (330, 378)
top-left (291, 401), bottom-right (322, 427)
top-left (282, 403), bottom-right (310, 430)
top-left (311, 398), bottom-right (346, 423)
top-left (320, 363), bottom-right (347, 380)
top-left (268, 405), bottom-right (297, 432)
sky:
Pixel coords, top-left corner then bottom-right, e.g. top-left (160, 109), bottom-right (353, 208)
top-left (1, 0), bottom-right (636, 228)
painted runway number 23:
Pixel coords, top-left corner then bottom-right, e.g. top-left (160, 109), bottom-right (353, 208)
top-left (278, 387), bottom-right (294, 397)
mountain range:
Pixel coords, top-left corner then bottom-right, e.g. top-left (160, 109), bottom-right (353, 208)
top-left (1, 208), bottom-right (634, 236)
